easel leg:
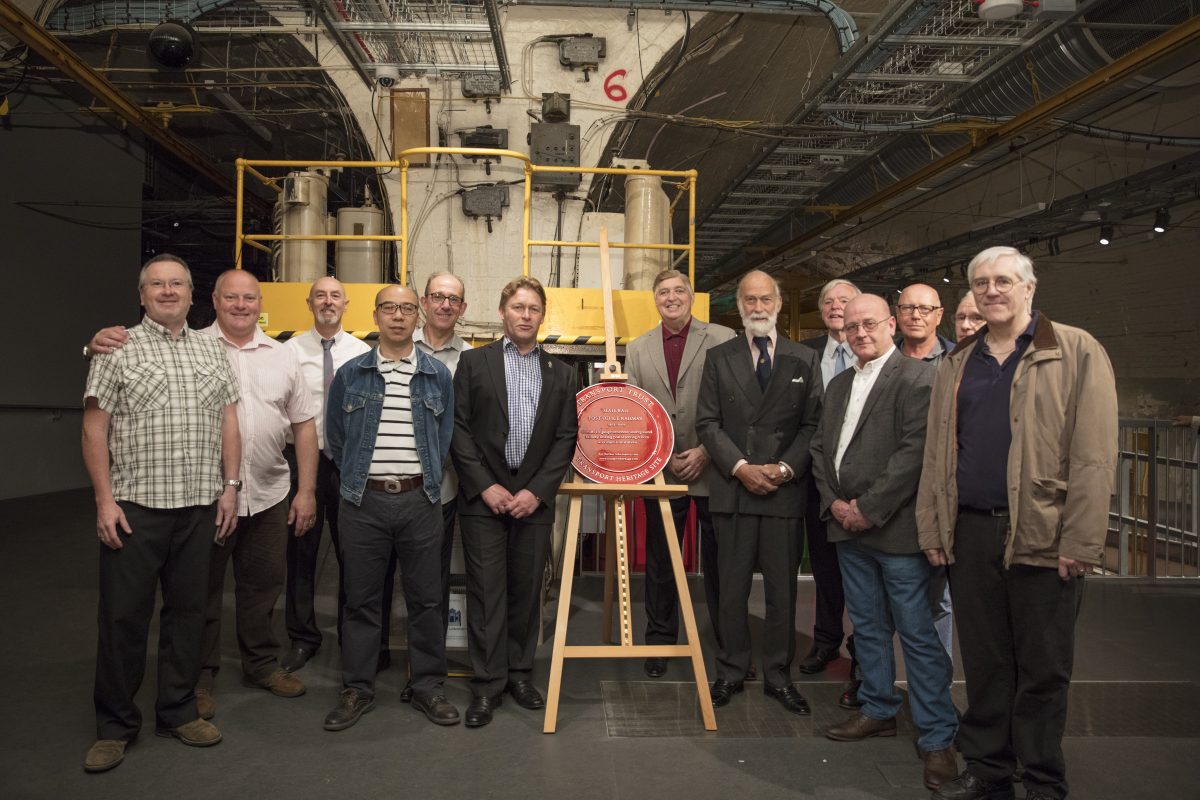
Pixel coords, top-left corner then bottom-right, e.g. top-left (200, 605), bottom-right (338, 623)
top-left (657, 484), bottom-right (717, 731)
top-left (601, 502), bottom-right (617, 644)
top-left (544, 492), bottom-right (583, 734)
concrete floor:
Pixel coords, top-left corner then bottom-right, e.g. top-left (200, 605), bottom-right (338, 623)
top-left (2, 488), bottom-right (1197, 799)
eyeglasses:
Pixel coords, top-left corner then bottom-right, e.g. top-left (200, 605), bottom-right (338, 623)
top-left (376, 301), bottom-right (419, 317)
top-left (426, 292), bottom-right (464, 307)
top-left (142, 279), bottom-right (188, 290)
top-left (843, 318), bottom-right (888, 335)
top-left (971, 276), bottom-right (1020, 294)
top-left (896, 303), bottom-right (941, 317)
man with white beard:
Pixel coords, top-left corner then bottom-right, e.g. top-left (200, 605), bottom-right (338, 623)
top-left (696, 270), bottom-right (823, 715)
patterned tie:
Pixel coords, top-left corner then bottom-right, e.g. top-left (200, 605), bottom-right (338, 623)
top-left (753, 336), bottom-right (772, 390)
top-left (321, 338), bottom-right (334, 459)
top-left (834, 343), bottom-right (848, 376)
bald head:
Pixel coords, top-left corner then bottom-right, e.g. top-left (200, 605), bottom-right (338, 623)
top-left (843, 293), bottom-right (896, 364)
top-left (896, 282), bottom-right (944, 347)
top-left (308, 276), bottom-right (349, 333)
top-left (212, 269), bottom-right (263, 345)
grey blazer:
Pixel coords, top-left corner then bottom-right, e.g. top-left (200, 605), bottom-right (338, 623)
top-left (624, 318), bottom-right (736, 496)
top-left (696, 334), bottom-right (822, 518)
top-left (809, 349), bottom-right (934, 554)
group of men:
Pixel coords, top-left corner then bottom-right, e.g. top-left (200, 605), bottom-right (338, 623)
top-left (82, 246), bottom-right (1116, 800)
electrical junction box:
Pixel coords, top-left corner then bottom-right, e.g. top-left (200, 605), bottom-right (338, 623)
top-left (559, 36), bottom-right (605, 72)
top-left (1033, 0), bottom-right (1076, 19)
top-left (461, 73), bottom-right (502, 99)
top-left (459, 125), bottom-right (508, 150)
top-left (461, 184), bottom-right (510, 220)
top-left (529, 122), bottom-right (580, 190)
top-left (541, 92), bottom-right (571, 123)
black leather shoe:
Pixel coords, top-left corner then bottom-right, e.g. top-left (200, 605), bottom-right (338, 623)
top-left (931, 771), bottom-right (1015, 800)
top-left (797, 644), bottom-right (840, 674)
top-left (411, 693), bottom-right (461, 726)
top-left (399, 680), bottom-right (414, 703)
top-left (377, 649), bottom-right (391, 672)
top-left (323, 689), bottom-right (375, 732)
top-left (745, 664), bottom-right (758, 682)
top-left (507, 680), bottom-right (545, 710)
top-left (764, 683), bottom-right (811, 715)
top-left (839, 679), bottom-right (863, 710)
top-left (644, 657), bottom-right (667, 678)
top-left (710, 679), bottom-right (744, 708)
top-left (280, 644), bottom-right (318, 673)
top-left (465, 694), bottom-right (502, 728)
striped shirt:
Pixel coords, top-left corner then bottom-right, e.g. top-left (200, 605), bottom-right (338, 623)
top-left (503, 337), bottom-right (543, 470)
top-left (84, 316), bottom-right (240, 509)
top-left (203, 323), bottom-right (315, 516)
top-left (368, 355), bottom-right (422, 479)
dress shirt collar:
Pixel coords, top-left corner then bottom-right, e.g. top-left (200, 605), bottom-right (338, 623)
top-left (414, 326), bottom-right (466, 353)
top-left (853, 344), bottom-right (896, 376)
top-left (141, 315), bottom-right (190, 340)
top-left (661, 317), bottom-right (692, 342)
top-left (502, 336), bottom-right (540, 357)
top-left (307, 326), bottom-right (348, 346)
top-left (744, 328), bottom-right (777, 350)
top-left (209, 321), bottom-right (276, 350)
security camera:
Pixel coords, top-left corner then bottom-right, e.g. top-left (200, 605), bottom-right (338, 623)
top-left (376, 66), bottom-right (399, 89)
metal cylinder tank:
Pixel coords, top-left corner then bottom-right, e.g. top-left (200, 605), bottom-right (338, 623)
top-left (622, 167), bottom-right (670, 290)
top-left (278, 170), bottom-right (330, 283)
top-left (335, 205), bottom-right (385, 284)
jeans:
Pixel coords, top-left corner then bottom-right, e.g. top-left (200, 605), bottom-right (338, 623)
top-left (837, 538), bottom-right (957, 753)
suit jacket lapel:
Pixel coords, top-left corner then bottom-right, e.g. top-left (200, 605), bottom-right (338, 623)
top-left (676, 319), bottom-right (706, 392)
top-left (848, 350), bottom-right (901, 443)
top-left (756, 340), bottom-right (797, 422)
top-left (531, 348), bottom-right (555, 426)
top-left (824, 374), bottom-right (851, 495)
top-left (647, 324), bottom-right (672, 405)
top-left (486, 342), bottom-right (509, 426)
top-left (729, 337), bottom-right (764, 408)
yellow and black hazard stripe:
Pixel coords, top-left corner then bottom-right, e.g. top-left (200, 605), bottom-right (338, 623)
top-left (269, 331), bottom-right (628, 345)
top-left (268, 331), bottom-right (380, 342)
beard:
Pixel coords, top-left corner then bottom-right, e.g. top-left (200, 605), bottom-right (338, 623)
top-left (740, 309), bottom-right (779, 338)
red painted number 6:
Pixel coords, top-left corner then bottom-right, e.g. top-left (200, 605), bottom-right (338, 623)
top-left (604, 69), bottom-right (628, 102)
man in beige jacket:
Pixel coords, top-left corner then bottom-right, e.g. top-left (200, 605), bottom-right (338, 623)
top-left (916, 246), bottom-right (1117, 800)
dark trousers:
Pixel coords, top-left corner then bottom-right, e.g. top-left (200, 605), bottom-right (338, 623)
top-left (805, 476), bottom-right (845, 650)
top-left (339, 489), bottom-right (446, 698)
top-left (284, 448), bottom-right (344, 650)
top-left (201, 498), bottom-right (289, 683)
top-left (713, 513), bottom-right (802, 689)
top-left (642, 495), bottom-right (720, 647)
top-left (460, 512), bottom-right (551, 698)
top-left (382, 499), bottom-right (457, 648)
top-left (950, 510), bottom-right (1082, 799)
top-left (94, 502), bottom-right (214, 740)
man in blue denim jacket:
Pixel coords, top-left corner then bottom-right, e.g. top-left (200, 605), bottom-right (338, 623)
top-left (322, 285), bottom-right (459, 731)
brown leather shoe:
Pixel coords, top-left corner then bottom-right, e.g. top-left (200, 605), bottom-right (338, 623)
top-left (244, 667), bottom-right (306, 698)
top-left (824, 711), bottom-right (898, 741)
top-left (155, 718), bottom-right (222, 747)
top-left (195, 688), bottom-right (215, 720)
top-left (922, 746), bottom-right (959, 790)
top-left (84, 739), bottom-right (127, 773)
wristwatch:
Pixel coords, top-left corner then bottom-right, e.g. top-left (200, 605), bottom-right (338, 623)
top-left (82, 344), bottom-right (92, 360)
top-left (224, 479), bottom-right (243, 492)
top-left (777, 462), bottom-right (794, 482)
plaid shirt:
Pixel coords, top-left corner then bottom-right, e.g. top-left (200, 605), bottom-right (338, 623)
top-left (84, 316), bottom-right (240, 509)
top-left (502, 337), bottom-right (543, 470)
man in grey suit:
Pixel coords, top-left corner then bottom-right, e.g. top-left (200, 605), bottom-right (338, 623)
top-left (625, 269), bottom-right (736, 679)
top-left (810, 293), bottom-right (958, 791)
top-left (696, 270), bottom-right (822, 715)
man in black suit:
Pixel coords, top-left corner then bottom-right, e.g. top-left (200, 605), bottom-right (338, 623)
top-left (696, 270), bottom-right (823, 715)
top-left (809, 293), bottom-right (958, 790)
top-left (798, 278), bottom-right (860, 684)
top-left (451, 276), bottom-right (578, 728)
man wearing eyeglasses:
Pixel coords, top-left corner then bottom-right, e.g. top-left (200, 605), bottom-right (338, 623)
top-left (896, 283), bottom-right (955, 363)
top-left (810, 294), bottom-right (958, 791)
top-left (918, 247), bottom-right (1117, 800)
top-left (322, 284), bottom-right (459, 730)
top-left (280, 276), bottom-right (371, 674)
top-left (387, 272), bottom-right (472, 698)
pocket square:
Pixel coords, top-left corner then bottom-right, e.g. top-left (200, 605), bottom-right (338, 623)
top-left (791, 377), bottom-right (804, 383)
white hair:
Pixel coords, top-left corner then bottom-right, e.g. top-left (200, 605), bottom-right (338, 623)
top-left (966, 246), bottom-right (1037, 288)
top-left (817, 278), bottom-right (860, 306)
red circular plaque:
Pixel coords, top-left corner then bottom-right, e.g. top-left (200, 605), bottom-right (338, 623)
top-left (573, 383), bottom-right (675, 484)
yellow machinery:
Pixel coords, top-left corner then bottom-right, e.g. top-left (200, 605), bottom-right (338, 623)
top-left (232, 148), bottom-right (708, 341)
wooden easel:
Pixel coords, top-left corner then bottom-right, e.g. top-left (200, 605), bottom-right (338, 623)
top-left (542, 229), bottom-right (717, 733)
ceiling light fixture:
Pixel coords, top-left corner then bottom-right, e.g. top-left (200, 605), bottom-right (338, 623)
top-left (941, 267), bottom-right (952, 284)
top-left (1153, 208), bottom-right (1169, 234)
top-left (1099, 224), bottom-right (1113, 246)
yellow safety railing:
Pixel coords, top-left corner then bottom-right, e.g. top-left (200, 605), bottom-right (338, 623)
top-left (233, 148), bottom-right (697, 287)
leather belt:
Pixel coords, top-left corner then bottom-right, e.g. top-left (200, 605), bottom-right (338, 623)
top-left (959, 505), bottom-right (1009, 517)
top-left (366, 476), bottom-right (423, 494)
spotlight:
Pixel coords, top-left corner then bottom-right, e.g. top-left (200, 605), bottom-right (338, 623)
top-left (941, 267), bottom-right (952, 284)
top-left (1153, 208), bottom-right (1169, 234)
top-left (1099, 223), bottom-right (1113, 246)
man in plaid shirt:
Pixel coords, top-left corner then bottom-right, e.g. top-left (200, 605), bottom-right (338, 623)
top-left (81, 254), bottom-right (241, 773)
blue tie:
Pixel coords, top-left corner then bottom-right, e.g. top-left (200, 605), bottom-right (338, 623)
top-left (753, 336), bottom-right (772, 390)
top-left (834, 343), bottom-right (848, 376)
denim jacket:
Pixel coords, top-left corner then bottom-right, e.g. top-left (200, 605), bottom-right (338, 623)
top-left (326, 345), bottom-right (454, 506)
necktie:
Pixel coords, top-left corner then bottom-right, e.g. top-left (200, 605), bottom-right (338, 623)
top-left (834, 343), bottom-right (848, 376)
top-left (321, 338), bottom-right (334, 459)
top-left (753, 336), bottom-right (772, 390)
top-left (322, 338), bottom-right (335, 390)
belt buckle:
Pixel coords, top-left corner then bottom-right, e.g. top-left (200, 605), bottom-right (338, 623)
top-left (383, 478), bottom-right (402, 493)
